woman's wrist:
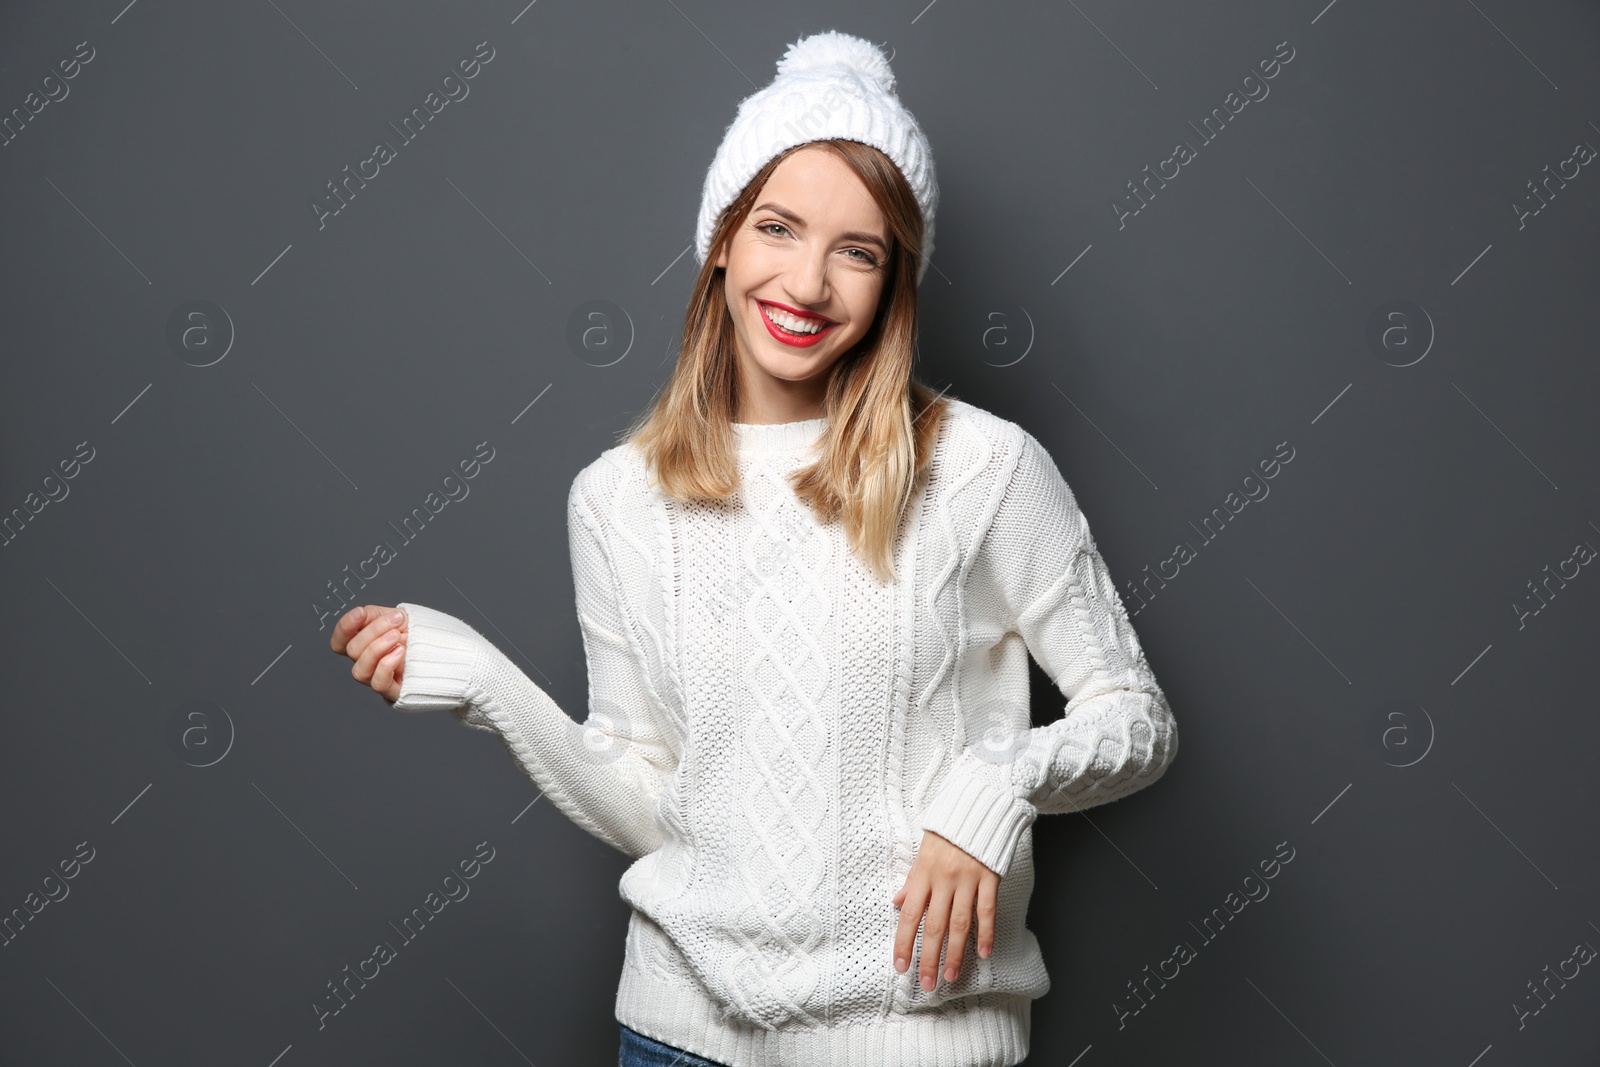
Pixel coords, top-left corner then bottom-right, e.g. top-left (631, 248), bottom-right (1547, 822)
top-left (392, 602), bottom-right (490, 713)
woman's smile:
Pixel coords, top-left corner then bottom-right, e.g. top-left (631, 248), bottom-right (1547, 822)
top-left (755, 298), bottom-right (838, 348)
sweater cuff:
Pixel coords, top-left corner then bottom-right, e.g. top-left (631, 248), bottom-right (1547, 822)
top-left (918, 750), bottom-right (1037, 878)
top-left (392, 602), bottom-right (488, 713)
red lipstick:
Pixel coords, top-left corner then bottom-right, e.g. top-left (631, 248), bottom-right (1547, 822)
top-left (756, 299), bottom-right (837, 348)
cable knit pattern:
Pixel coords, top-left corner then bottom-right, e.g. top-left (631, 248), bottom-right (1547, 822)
top-left (392, 398), bottom-right (1177, 1067)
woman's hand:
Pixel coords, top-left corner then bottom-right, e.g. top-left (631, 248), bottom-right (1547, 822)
top-left (329, 605), bottom-right (408, 703)
top-left (892, 829), bottom-right (1000, 990)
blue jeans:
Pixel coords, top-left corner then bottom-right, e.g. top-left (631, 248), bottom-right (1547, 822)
top-left (618, 1023), bottom-right (731, 1067)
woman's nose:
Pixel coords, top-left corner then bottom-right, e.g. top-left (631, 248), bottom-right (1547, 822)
top-left (784, 252), bottom-right (831, 303)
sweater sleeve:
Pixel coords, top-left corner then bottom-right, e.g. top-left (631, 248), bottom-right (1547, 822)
top-left (390, 477), bottom-right (678, 860)
top-left (917, 428), bottom-right (1178, 878)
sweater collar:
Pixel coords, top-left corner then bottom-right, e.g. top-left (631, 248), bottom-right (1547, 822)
top-left (732, 415), bottom-right (828, 453)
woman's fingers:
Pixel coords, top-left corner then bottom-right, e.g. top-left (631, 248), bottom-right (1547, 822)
top-left (976, 872), bottom-right (998, 959)
top-left (918, 884), bottom-right (953, 991)
top-left (353, 626), bottom-right (405, 688)
top-left (371, 641), bottom-right (405, 701)
top-left (329, 604), bottom-right (410, 703)
top-left (894, 832), bottom-right (1007, 987)
top-left (329, 605), bottom-right (369, 655)
top-left (891, 875), bottom-right (926, 975)
top-left (331, 606), bottom-right (411, 695)
top-left (941, 884), bottom-right (974, 981)
top-left (330, 605), bottom-right (405, 661)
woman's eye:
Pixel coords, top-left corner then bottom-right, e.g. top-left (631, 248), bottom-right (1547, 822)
top-left (758, 223), bottom-right (877, 266)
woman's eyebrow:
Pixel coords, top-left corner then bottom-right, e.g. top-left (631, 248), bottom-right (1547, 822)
top-left (753, 201), bottom-right (889, 253)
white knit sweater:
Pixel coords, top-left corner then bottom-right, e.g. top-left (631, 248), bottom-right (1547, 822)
top-left (393, 397), bottom-right (1177, 1067)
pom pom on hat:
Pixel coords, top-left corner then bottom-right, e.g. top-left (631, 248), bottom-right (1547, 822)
top-left (775, 30), bottom-right (896, 93)
top-left (694, 29), bottom-right (938, 284)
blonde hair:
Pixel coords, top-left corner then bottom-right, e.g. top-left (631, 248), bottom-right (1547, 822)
top-left (622, 138), bottom-right (951, 584)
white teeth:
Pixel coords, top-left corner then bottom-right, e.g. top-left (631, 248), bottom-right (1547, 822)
top-left (762, 303), bottom-right (826, 335)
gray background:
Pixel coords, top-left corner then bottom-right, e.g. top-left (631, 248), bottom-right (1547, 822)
top-left (2, 0), bottom-right (1597, 1064)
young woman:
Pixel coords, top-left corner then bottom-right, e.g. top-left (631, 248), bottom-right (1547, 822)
top-left (330, 31), bottom-right (1177, 1067)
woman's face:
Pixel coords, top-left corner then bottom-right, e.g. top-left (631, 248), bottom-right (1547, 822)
top-left (715, 145), bottom-right (891, 420)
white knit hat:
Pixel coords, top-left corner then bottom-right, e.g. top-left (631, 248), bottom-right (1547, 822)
top-left (693, 30), bottom-right (939, 285)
